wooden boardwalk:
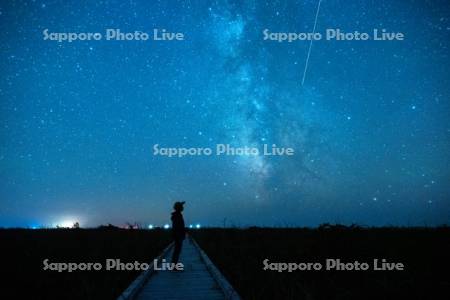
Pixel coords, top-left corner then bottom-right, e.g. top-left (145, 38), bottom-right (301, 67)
top-left (117, 237), bottom-right (240, 300)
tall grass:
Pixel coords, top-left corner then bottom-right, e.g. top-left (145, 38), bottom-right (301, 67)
top-left (1, 228), bottom-right (171, 300)
top-left (192, 227), bottom-right (450, 300)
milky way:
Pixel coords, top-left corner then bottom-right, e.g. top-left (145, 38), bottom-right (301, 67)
top-left (0, 0), bottom-right (449, 227)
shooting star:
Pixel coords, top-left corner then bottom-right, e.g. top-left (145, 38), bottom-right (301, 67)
top-left (301, 0), bottom-right (322, 86)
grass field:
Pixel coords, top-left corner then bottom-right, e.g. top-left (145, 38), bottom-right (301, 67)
top-left (2, 227), bottom-right (449, 299)
top-left (1, 228), bottom-right (171, 300)
top-left (192, 227), bottom-right (450, 300)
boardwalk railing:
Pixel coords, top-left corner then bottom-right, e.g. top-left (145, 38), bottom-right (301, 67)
top-left (191, 238), bottom-right (241, 300)
top-left (116, 242), bottom-right (174, 300)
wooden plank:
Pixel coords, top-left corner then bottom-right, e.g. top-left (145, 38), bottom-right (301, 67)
top-left (118, 236), bottom-right (241, 300)
top-left (116, 243), bottom-right (174, 300)
top-left (135, 237), bottom-right (225, 300)
top-left (191, 238), bottom-right (242, 300)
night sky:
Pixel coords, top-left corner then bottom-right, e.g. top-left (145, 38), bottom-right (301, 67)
top-left (1, 0), bottom-right (449, 228)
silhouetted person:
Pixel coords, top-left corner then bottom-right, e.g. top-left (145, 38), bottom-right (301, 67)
top-left (171, 201), bottom-right (186, 264)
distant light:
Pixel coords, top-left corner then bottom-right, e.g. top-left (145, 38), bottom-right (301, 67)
top-left (189, 224), bottom-right (193, 229)
top-left (31, 225), bottom-right (38, 230)
top-left (163, 224), bottom-right (170, 229)
top-left (61, 220), bottom-right (75, 228)
top-left (54, 220), bottom-right (77, 228)
top-left (148, 224), bottom-right (154, 229)
top-left (195, 224), bottom-right (201, 229)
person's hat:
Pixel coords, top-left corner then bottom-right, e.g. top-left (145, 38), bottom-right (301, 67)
top-left (173, 201), bottom-right (185, 210)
